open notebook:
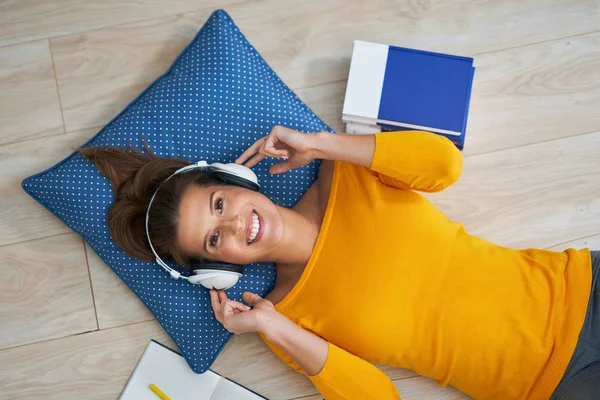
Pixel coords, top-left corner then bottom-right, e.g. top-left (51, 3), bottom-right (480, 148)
top-left (120, 340), bottom-right (267, 400)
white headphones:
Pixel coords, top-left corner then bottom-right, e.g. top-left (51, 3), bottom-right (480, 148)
top-left (145, 161), bottom-right (260, 290)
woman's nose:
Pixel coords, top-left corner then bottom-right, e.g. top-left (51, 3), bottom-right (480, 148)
top-left (223, 214), bottom-right (243, 236)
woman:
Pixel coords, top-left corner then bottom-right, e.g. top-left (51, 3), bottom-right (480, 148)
top-left (80, 126), bottom-right (599, 399)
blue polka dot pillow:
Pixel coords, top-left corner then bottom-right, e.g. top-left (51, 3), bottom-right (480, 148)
top-left (22, 9), bottom-right (332, 374)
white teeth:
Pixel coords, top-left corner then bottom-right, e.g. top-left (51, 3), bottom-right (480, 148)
top-left (248, 212), bottom-right (260, 244)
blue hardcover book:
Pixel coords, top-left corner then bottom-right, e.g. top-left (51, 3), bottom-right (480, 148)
top-left (343, 41), bottom-right (475, 150)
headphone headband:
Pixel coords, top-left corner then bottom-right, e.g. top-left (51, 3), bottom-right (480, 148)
top-left (144, 160), bottom-right (259, 287)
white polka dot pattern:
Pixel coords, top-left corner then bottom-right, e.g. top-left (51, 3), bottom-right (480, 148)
top-left (22, 10), bottom-right (333, 374)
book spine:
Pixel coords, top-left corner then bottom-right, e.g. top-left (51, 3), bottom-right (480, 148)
top-left (377, 123), bottom-right (464, 150)
top-left (388, 43), bottom-right (474, 64)
top-left (459, 66), bottom-right (476, 149)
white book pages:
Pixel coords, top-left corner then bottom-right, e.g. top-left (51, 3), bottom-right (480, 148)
top-left (343, 114), bottom-right (461, 137)
top-left (211, 378), bottom-right (264, 400)
top-left (345, 121), bottom-right (382, 135)
top-left (120, 340), bottom-right (265, 400)
top-left (342, 40), bottom-right (388, 120)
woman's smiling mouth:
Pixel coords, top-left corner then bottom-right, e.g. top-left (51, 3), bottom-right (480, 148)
top-left (247, 210), bottom-right (261, 245)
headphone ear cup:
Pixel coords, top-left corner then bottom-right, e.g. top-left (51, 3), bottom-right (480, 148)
top-left (215, 173), bottom-right (260, 192)
top-left (210, 162), bottom-right (260, 192)
top-left (195, 261), bottom-right (244, 274)
top-left (189, 269), bottom-right (242, 290)
top-left (186, 251), bottom-right (244, 291)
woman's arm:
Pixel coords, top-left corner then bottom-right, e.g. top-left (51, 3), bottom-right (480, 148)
top-left (211, 290), bottom-right (400, 399)
top-left (261, 308), bottom-right (328, 375)
top-left (313, 130), bottom-right (463, 192)
top-left (210, 289), bottom-right (327, 375)
top-left (237, 126), bottom-right (462, 193)
top-left (261, 310), bottom-right (401, 400)
top-left (312, 131), bottom-right (375, 168)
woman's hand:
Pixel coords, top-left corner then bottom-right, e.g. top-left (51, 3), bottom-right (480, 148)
top-left (211, 289), bottom-right (329, 377)
top-left (236, 125), bottom-right (321, 174)
top-left (209, 289), bottom-right (276, 335)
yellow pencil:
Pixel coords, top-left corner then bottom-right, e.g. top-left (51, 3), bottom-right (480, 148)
top-left (149, 383), bottom-right (171, 400)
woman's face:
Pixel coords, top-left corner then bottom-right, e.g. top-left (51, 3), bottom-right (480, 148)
top-left (177, 184), bottom-right (284, 264)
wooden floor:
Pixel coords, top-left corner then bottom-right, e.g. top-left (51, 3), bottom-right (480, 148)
top-left (1, 1), bottom-right (600, 399)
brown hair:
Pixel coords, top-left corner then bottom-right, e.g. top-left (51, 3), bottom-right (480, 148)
top-left (78, 143), bottom-right (223, 268)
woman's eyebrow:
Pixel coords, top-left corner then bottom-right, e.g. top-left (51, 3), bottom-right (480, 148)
top-left (209, 191), bottom-right (215, 215)
top-left (204, 191), bottom-right (216, 253)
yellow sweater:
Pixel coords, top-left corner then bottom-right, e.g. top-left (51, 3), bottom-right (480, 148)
top-left (261, 131), bottom-right (592, 400)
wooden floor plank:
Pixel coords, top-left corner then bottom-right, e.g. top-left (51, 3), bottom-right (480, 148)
top-left (394, 376), bottom-right (471, 400)
top-left (0, 40), bottom-right (63, 145)
top-left (465, 31), bottom-right (600, 155)
top-left (0, 320), bottom-right (175, 400)
top-left (287, 375), bottom-right (471, 400)
top-left (0, 233), bottom-right (97, 349)
top-left (0, 0), bottom-right (247, 47)
top-left (296, 81), bottom-right (346, 134)
top-left (223, 0), bottom-right (600, 90)
top-left (548, 234), bottom-right (600, 251)
top-left (50, 12), bottom-right (214, 132)
top-left (50, 0), bottom-right (600, 145)
top-left (428, 130), bottom-right (600, 250)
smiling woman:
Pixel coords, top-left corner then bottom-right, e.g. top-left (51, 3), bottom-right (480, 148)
top-left (77, 144), bottom-right (226, 268)
top-left (77, 130), bottom-right (320, 271)
top-left (79, 125), bottom-right (600, 400)
top-left (176, 181), bottom-right (285, 265)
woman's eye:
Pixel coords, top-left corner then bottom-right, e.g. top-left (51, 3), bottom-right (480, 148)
top-left (215, 198), bottom-right (224, 214)
top-left (210, 232), bottom-right (220, 248)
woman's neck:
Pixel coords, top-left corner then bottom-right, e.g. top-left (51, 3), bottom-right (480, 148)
top-left (268, 205), bottom-right (319, 266)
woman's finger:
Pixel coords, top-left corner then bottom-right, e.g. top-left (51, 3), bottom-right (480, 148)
top-left (217, 289), bottom-right (228, 303)
top-left (261, 144), bottom-right (288, 158)
top-left (225, 299), bottom-right (251, 313)
top-left (209, 289), bottom-right (219, 305)
top-left (209, 290), bottom-right (222, 320)
top-left (269, 160), bottom-right (294, 175)
top-left (263, 136), bottom-right (288, 157)
top-left (244, 145), bottom-right (289, 168)
top-left (242, 292), bottom-right (263, 306)
top-left (236, 137), bottom-right (266, 164)
top-left (244, 152), bottom-right (267, 168)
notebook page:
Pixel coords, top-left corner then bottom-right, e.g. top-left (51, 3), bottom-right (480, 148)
top-left (120, 340), bottom-right (221, 400)
top-left (211, 378), bottom-right (265, 400)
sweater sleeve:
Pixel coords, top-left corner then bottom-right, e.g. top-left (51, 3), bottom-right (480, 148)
top-left (260, 334), bottom-right (401, 400)
top-left (369, 130), bottom-right (463, 193)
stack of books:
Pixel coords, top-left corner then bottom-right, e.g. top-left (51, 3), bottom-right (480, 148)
top-left (342, 40), bottom-right (475, 150)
